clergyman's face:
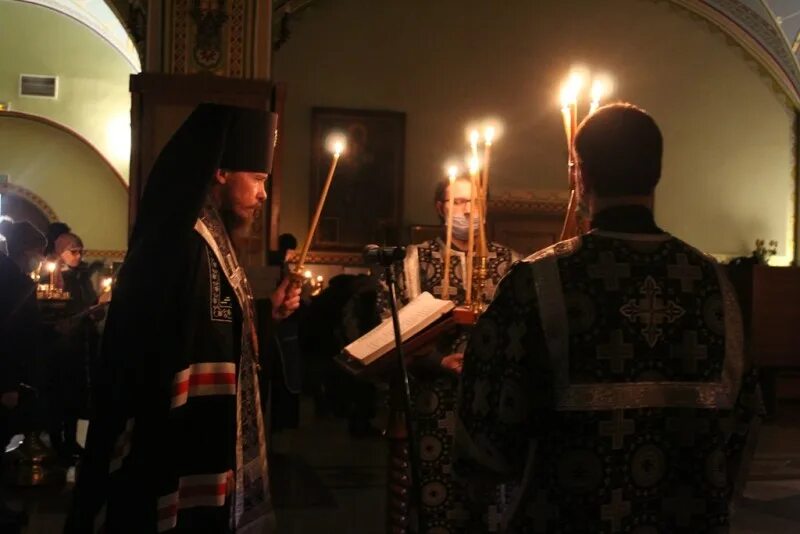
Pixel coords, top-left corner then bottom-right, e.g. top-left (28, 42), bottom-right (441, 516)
top-left (216, 170), bottom-right (269, 227)
top-left (436, 179), bottom-right (472, 222)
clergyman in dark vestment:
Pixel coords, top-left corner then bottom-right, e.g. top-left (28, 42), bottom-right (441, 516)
top-left (65, 103), bottom-right (300, 534)
top-left (456, 104), bottom-right (762, 533)
top-left (382, 176), bottom-right (520, 533)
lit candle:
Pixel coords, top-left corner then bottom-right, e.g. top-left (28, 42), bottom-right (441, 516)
top-left (465, 156), bottom-right (480, 305)
top-left (589, 78), bottom-right (604, 114)
top-left (568, 73), bottom-right (582, 147)
top-left (479, 126), bottom-right (495, 258)
top-left (46, 261), bottom-right (56, 293)
top-left (297, 134), bottom-right (346, 271)
top-left (101, 277), bottom-right (113, 293)
top-left (560, 92), bottom-right (574, 146)
top-left (442, 166), bottom-right (458, 300)
top-left (469, 129), bottom-right (480, 162)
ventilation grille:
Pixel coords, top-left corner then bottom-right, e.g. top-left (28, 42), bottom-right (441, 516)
top-left (20, 75), bottom-right (57, 98)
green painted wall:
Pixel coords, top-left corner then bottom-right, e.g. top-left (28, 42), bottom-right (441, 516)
top-left (0, 115), bottom-right (128, 252)
top-left (274, 0), bottom-right (795, 264)
top-left (0, 0), bottom-right (134, 181)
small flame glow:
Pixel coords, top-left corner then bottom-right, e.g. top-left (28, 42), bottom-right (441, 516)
top-left (446, 164), bottom-right (459, 182)
top-left (46, 262), bottom-right (56, 273)
top-left (560, 69), bottom-right (586, 107)
top-left (484, 126), bottom-right (496, 145)
top-left (590, 80), bottom-right (604, 103)
top-left (316, 275), bottom-right (323, 282)
top-left (304, 270), bottom-right (313, 279)
top-left (590, 74), bottom-right (614, 105)
top-left (468, 155), bottom-right (480, 175)
top-left (325, 132), bottom-right (347, 156)
top-left (469, 129), bottom-right (480, 147)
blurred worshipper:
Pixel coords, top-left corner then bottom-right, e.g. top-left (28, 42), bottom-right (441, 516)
top-left (44, 232), bottom-right (105, 463)
top-left (259, 233), bottom-right (303, 437)
top-left (301, 273), bottom-right (381, 437)
top-left (0, 216), bottom-right (10, 256)
top-left (0, 219), bottom-right (45, 528)
top-left (456, 103), bottom-right (762, 533)
top-left (266, 233), bottom-right (297, 277)
top-left (378, 176), bottom-right (520, 533)
top-left (44, 221), bottom-right (72, 258)
top-left (65, 103), bottom-right (300, 534)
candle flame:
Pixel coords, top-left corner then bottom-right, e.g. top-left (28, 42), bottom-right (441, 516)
top-left (325, 132), bottom-right (347, 156)
top-left (46, 262), bottom-right (56, 273)
top-left (484, 126), bottom-right (496, 145)
top-left (560, 71), bottom-right (584, 107)
top-left (102, 277), bottom-right (113, 289)
top-left (304, 270), bottom-right (313, 279)
top-left (468, 155), bottom-right (480, 175)
top-left (446, 164), bottom-right (459, 182)
top-left (469, 129), bottom-right (480, 147)
top-left (590, 79), bottom-right (605, 104)
top-left (316, 275), bottom-right (323, 282)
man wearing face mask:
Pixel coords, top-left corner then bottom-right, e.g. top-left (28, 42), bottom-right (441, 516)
top-left (382, 175), bottom-right (520, 533)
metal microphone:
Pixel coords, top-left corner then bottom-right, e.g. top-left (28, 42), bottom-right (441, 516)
top-left (362, 244), bottom-right (406, 266)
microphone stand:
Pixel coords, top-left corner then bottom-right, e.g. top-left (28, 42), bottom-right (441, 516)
top-left (372, 246), bottom-right (423, 534)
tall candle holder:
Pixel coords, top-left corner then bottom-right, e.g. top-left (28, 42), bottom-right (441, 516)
top-left (453, 121), bottom-right (501, 324)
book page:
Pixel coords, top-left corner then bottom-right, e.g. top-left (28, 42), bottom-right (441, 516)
top-left (344, 292), bottom-right (454, 365)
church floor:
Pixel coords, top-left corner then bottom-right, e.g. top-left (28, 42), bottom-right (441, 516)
top-left (6, 399), bottom-right (800, 533)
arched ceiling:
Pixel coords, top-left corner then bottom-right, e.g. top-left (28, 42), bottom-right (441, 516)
top-left (18, 0), bottom-right (141, 72)
top-left (768, 0), bottom-right (800, 56)
top-left (670, 0), bottom-right (800, 107)
top-left (18, 1), bottom-right (800, 107)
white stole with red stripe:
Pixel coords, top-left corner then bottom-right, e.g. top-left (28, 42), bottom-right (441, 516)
top-left (194, 206), bottom-right (274, 533)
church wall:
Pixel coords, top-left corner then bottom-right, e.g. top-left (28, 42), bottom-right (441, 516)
top-left (0, 0), bottom-right (135, 181)
top-left (0, 115), bottom-right (128, 254)
top-left (273, 0), bottom-right (795, 263)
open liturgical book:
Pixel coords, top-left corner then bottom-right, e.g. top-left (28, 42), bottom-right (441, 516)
top-left (344, 292), bottom-right (455, 366)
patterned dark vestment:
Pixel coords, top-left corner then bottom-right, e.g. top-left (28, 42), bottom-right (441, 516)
top-left (66, 207), bottom-right (273, 534)
top-left (387, 238), bottom-right (520, 533)
top-left (457, 223), bottom-right (761, 534)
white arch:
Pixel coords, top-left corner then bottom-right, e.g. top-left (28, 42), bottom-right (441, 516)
top-left (18, 0), bottom-right (141, 72)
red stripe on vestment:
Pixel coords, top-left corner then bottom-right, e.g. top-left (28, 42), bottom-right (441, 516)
top-left (171, 363), bottom-right (236, 408)
top-left (157, 471), bottom-right (233, 531)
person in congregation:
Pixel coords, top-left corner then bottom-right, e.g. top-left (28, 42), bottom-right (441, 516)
top-left (64, 103), bottom-right (300, 534)
top-left (44, 221), bottom-right (72, 259)
top-left (45, 231), bottom-right (105, 462)
top-left (0, 219), bottom-right (45, 528)
top-left (383, 175), bottom-right (520, 533)
top-left (456, 103), bottom-right (762, 533)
